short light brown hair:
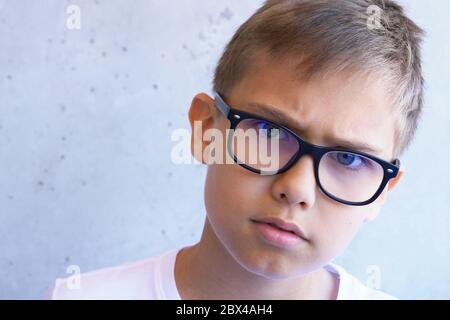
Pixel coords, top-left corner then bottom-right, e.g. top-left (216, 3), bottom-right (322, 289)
top-left (213, 0), bottom-right (425, 158)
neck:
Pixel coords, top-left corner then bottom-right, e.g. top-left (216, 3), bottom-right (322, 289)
top-left (175, 218), bottom-right (338, 300)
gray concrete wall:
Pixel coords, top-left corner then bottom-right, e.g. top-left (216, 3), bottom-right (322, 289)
top-left (0, 0), bottom-right (448, 299)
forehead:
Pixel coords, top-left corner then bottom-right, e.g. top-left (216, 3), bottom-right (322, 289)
top-left (228, 54), bottom-right (396, 159)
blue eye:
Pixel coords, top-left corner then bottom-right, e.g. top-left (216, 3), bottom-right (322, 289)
top-left (335, 152), bottom-right (366, 170)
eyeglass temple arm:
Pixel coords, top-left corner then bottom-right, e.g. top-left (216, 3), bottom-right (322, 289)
top-left (214, 92), bottom-right (230, 117)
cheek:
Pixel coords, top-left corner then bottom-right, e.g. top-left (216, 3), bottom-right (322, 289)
top-left (311, 203), bottom-right (367, 255)
top-left (204, 164), bottom-right (250, 233)
top-left (203, 164), bottom-right (272, 260)
top-left (205, 162), bottom-right (272, 217)
top-left (204, 161), bottom-right (277, 255)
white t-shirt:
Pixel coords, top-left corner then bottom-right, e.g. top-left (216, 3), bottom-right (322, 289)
top-left (49, 244), bottom-right (397, 300)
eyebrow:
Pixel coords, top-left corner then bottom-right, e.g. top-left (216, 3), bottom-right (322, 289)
top-left (245, 101), bottom-right (382, 155)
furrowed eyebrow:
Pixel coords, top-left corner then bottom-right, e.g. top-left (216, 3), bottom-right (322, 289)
top-left (245, 101), bottom-right (382, 155)
top-left (324, 137), bottom-right (382, 155)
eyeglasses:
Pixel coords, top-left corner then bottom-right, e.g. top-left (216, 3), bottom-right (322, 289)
top-left (214, 92), bottom-right (401, 206)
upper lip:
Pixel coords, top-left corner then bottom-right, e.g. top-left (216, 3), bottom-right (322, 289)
top-left (251, 217), bottom-right (308, 240)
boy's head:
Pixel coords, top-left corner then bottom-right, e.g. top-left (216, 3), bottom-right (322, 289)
top-left (188, 0), bottom-right (424, 279)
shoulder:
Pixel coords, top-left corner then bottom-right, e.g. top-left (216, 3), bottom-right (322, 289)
top-left (49, 254), bottom-right (166, 300)
top-left (326, 263), bottom-right (398, 300)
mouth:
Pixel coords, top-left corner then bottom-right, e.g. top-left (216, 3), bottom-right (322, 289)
top-left (250, 217), bottom-right (308, 248)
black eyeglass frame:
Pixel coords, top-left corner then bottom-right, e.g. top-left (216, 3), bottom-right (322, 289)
top-left (214, 92), bottom-right (401, 206)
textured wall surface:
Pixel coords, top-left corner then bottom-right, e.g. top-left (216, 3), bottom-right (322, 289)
top-left (0, 0), bottom-right (449, 299)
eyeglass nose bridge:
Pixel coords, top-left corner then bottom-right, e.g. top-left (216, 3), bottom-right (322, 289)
top-left (279, 136), bottom-right (327, 174)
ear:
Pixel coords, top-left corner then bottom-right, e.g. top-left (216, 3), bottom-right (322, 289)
top-left (363, 164), bottom-right (405, 223)
top-left (386, 164), bottom-right (405, 192)
top-left (379, 164), bottom-right (406, 201)
top-left (188, 93), bottom-right (218, 164)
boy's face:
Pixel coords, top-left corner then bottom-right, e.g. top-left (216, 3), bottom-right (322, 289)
top-left (188, 53), bottom-right (404, 279)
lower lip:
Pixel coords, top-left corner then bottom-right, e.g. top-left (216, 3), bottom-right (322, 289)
top-left (253, 221), bottom-right (307, 248)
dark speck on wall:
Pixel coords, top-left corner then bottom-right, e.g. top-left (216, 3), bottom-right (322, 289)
top-left (81, 180), bottom-right (87, 186)
top-left (220, 8), bottom-right (233, 20)
top-left (6, 74), bottom-right (12, 80)
top-left (61, 136), bottom-right (67, 141)
top-left (65, 256), bottom-right (70, 263)
top-left (161, 229), bottom-right (166, 235)
top-left (8, 195), bottom-right (14, 200)
top-left (121, 46), bottom-right (127, 52)
top-left (153, 83), bottom-right (158, 89)
top-left (90, 87), bottom-right (96, 93)
top-left (8, 260), bottom-right (14, 266)
top-left (167, 172), bottom-right (172, 177)
top-left (181, 43), bottom-right (197, 59)
top-left (101, 51), bottom-right (107, 57)
top-left (167, 121), bottom-right (172, 127)
top-left (60, 39), bottom-right (66, 45)
top-left (89, 38), bottom-right (95, 44)
top-left (60, 104), bottom-right (66, 112)
top-left (60, 154), bottom-right (65, 160)
top-left (37, 180), bottom-right (45, 187)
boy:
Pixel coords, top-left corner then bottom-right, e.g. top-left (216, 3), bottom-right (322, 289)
top-left (50, 0), bottom-right (424, 299)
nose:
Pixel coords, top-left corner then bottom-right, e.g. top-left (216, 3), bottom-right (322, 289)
top-left (271, 154), bottom-right (317, 209)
